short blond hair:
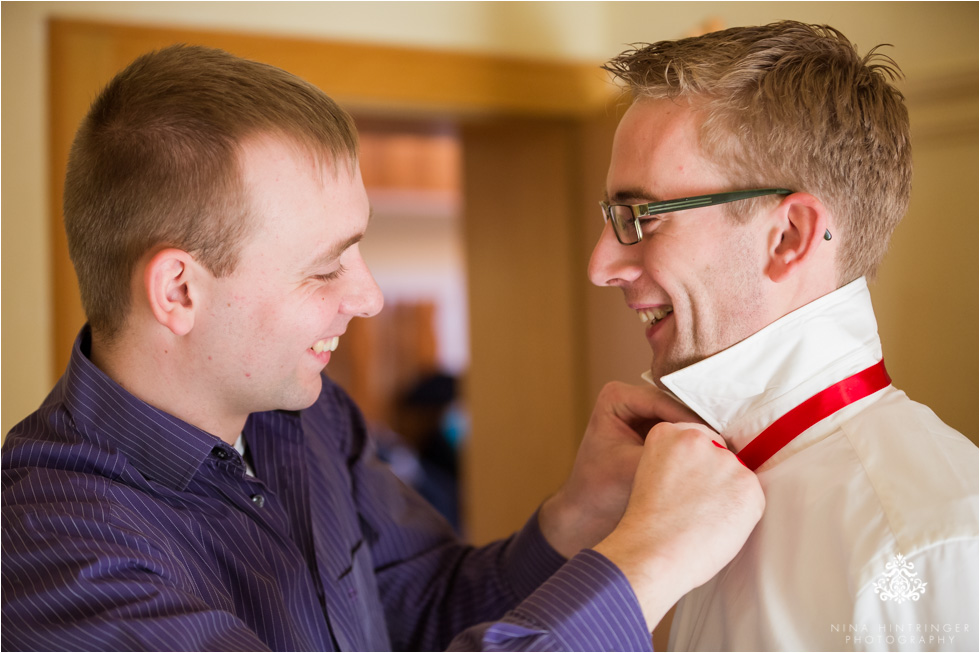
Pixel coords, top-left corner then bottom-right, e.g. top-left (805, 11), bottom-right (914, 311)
top-left (64, 45), bottom-right (359, 341)
top-left (603, 21), bottom-right (912, 283)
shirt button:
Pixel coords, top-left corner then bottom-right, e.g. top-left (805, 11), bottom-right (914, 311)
top-left (251, 494), bottom-right (265, 508)
top-left (213, 447), bottom-right (229, 460)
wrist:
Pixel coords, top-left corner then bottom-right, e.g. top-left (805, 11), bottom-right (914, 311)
top-left (538, 489), bottom-right (613, 559)
top-left (592, 528), bottom-right (688, 633)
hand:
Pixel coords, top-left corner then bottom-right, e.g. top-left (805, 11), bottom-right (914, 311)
top-left (593, 422), bottom-right (765, 632)
top-left (538, 382), bottom-right (702, 558)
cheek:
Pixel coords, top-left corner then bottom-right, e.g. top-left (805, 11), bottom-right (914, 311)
top-left (222, 293), bottom-right (288, 344)
top-left (311, 287), bottom-right (345, 317)
top-left (643, 246), bottom-right (706, 301)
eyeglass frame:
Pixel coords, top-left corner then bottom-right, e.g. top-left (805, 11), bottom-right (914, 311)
top-left (599, 188), bottom-right (794, 246)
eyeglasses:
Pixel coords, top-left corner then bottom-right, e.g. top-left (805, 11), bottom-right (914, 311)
top-left (599, 188), bottom-right (793, 245)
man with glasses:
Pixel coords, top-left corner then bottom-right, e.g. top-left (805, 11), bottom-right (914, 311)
top-left (590, 21), bottom-right (978, 650)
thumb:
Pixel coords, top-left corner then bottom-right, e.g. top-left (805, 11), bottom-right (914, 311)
top-left (606, 383), bottom-right (704, 431)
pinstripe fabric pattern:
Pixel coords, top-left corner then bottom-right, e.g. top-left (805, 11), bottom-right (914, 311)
top-left (2, 327), bottom-right (650, 651)
top-left (449, 551), bottom-right (652, 652)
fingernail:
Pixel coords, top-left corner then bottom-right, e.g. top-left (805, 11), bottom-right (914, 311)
top-left (713, 440), bottom-right (749, 468)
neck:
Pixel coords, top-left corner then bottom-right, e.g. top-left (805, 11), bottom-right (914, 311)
top-left (770, 268), bottom-right (839, 324)
top-left (660, 278), bottom-right (877, 453)
top-left (91, 325), bottom-right (245, 445)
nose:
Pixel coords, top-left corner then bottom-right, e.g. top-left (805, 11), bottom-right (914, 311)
top-left (342, 247), bottom-right (384, 318)
top-left (588, 219), bottom-right (644, 287)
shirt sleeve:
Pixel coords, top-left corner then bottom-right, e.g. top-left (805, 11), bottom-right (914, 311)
top-left (0, 471), bottom-right (272, 653)
top-left (448, 549), bottom-right (653, 652)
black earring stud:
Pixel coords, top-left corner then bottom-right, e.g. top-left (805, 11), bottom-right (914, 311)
top-left (824, 230), bottom-right (832, 241)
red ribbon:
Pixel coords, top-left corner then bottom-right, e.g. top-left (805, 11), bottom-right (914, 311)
top-left (736, 360), bottom-right (891, 471)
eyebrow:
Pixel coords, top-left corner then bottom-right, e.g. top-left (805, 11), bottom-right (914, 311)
top-left (300, 209), bottom-right (372, 274)
top-left (606, 187), bottom-right (661, 205)
top-left (300, 233), bottom-right (363, 275)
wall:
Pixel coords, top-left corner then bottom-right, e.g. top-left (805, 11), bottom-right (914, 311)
top-left (3, 2), bottom-right (977, 442)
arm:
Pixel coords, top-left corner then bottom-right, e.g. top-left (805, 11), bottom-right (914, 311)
top-left (538, 381), bottom-right (703, 558)
top-left (344, 381), bottom-right (679, 649)
top-left (351, 426), bottom-right (567, 650)
top-left (447, 550), bottom-right (651, 652)
top-left (537, 382), bottom-right (763, 631)
top-left (349, 381), bottom-right (760, 649)
top-left (592, 421), bottom-right (765, 630)
top-left (0, 472), bottom-right (272, 652)
top-left (356, 445), bottom-right (650, 652)
top-left (446, 421), bottom-right (764, 650)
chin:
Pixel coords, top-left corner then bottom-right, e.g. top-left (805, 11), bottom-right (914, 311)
top-left (650, 352), bottom-right (698, 382)
top-left (279, 376), bottom-right (325, 412)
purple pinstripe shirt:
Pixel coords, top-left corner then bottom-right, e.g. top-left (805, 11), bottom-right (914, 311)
top-left (2, 327), bottom-right (650, 651)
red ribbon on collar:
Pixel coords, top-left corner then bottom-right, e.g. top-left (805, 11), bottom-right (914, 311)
top-left (736, 359), bottom-right (891, 471)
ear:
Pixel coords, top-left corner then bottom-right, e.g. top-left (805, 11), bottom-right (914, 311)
top-left (765, 193), bottom-right (831, 283)
top-left (143, 248), bottom-right (201, 336)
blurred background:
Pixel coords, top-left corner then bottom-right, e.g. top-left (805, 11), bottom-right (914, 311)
top-left (3, 2), bottom-right (977, 553)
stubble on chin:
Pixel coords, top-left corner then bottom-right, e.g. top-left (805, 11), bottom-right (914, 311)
top-left (648, 350), bottom-right (701, 389)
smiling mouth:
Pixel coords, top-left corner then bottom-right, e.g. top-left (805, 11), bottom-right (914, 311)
top-left (311, 337), bottom-right (339, 354)
top-left (637, 306), bottom-right (673, 327)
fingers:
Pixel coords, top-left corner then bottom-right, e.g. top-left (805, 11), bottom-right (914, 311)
top-left (639, 420), bottom-right (764, 545)
top-left (710, 438), bottom-right (746, 463)
top-left (653, 420), bottom-right (737, 455)
top-left (543, 383), bottom-right (704, 557)
top-left (594, 421), bottom-right (765, 631)
top-left (645, 420), bottom-right (728, 453)
top-left (594, 381), bottom-right (704, 438)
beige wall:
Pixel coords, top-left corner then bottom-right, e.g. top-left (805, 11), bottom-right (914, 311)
top-left (3, 2), bottom-right (977, 445)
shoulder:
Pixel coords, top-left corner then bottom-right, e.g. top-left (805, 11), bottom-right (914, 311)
top-left (3, 395), bottom-right (169, 549)
top-left (3, 393), bottom-right (140, 496)
top-left (841, 387), bottom-right (978, 517)
top-left (3, 434), bottom-right (156, 536)
top-left (2, 460), bottom-right (168, 582)
top-left (838, 387), bottom-right (978, 579)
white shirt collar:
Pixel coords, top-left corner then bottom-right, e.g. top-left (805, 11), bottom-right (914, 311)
top-left (234, 433), bottom-right (256, 477)
top-left (646, 278), bottom-right (883, 453)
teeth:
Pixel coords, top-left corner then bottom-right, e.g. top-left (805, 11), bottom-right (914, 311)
top-left (637, 307), bottom-right (673, 325)
top-left (311, 337), bottom-right (339, 353)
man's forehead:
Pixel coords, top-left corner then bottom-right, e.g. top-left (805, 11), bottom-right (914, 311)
top-left (237, 131), bottom-right (359, 183)
top-left (607, 100), bottom-right (717, 202)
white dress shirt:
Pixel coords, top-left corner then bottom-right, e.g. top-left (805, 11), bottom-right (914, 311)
top-left (659, 278), bottom-right (978, 652)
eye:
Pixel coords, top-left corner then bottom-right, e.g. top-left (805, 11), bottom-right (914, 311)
top-left (638, 216), bottom-right (666, 233)
top-left (311, 265), bottom-right (347, 282)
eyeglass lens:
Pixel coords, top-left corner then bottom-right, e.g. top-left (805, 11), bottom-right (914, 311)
top-left (610, 206), bottom-right (641, 244)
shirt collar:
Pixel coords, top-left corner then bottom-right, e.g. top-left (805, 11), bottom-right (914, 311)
top-left (62, 326), bottom-right (226, 490)
top-left (650, 278), bottom-right (884, 454)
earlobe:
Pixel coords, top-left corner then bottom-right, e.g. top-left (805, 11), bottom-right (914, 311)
top-left (766, 193), bottom-right (830, 283)
top-left (143, 248), bottom-right (199, 336)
